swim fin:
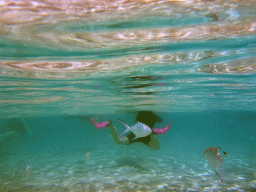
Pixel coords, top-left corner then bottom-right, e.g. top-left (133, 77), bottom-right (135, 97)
top-left (90, 117), bottom-right (110, 128)
top-left (153, 120), bottom-right (173, 134)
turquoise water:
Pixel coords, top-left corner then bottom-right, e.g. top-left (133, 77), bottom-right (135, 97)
top-left (0, 0), bottom-right (256, 191)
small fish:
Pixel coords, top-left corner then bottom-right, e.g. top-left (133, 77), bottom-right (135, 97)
top-left (85, 152), bottom-right (91, 162)
top-left (204, 147), bottom-right (227, 182)
top-left (118, 119), bottom-right (152, 140)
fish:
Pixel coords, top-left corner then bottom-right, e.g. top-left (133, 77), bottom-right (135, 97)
top-left (204, 147), bottom-right (227, 182)
top-left (118, 119), bottom-right (152, 140)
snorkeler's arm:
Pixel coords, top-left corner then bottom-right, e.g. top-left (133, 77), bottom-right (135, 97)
top-left (108, 122), bottom-right (129, 145)
top-left (148, 133), bottom-right (160, 150)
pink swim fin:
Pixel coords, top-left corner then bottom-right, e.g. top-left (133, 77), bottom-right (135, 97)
top-left (90, 117), bottom-right (110, 128)
top-left (153, 120), bottom-right (173, 134)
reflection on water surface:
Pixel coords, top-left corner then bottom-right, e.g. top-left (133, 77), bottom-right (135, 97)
top-left (0, 0), bottom-right (255, 116)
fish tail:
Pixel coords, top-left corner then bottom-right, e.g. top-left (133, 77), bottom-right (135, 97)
top-left (118, 119), bottom-right (131, 136)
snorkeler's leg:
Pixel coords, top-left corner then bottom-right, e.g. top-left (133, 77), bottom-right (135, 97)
top-left (108, 123), bottom-right (129, 145)
top-left (148, 134), bottom-right (160, 150)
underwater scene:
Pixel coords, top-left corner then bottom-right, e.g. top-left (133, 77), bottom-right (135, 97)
top-left (0, 0), bottom-right (256, 191)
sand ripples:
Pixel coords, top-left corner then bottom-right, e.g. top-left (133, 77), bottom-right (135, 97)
top-left (1, 149), bottom-right (255, 191)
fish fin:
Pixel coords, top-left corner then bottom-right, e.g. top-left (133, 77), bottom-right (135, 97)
top-left (132, 136), bottom-right (138, 140)
top-left (120, 128), bottom-right (131, 136)
top-left (221, 163), bottom-right (224, 182)
top-left (118, 119), bottom-right (130, 129)
top-left (118, 119), bottom-right (131, 136)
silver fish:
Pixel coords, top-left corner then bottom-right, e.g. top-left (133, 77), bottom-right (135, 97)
top-left (118, 119), bottom-right (152, 140)
top-left (204, 147), bottom-right (227, 182)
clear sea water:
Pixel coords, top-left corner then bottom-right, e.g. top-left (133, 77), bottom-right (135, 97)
top-left (0, 0), bottom-right (255, 191)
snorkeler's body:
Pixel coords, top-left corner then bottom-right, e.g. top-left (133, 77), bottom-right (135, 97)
top-left (91, 111), bottom-right (172, 150)
top-left (107, 123), bottom-right (160, 150)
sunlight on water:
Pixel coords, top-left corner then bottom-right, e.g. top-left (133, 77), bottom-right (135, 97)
top-left (0, 0), bottom-right (256, 116)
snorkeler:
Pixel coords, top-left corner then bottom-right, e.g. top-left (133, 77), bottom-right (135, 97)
top-left (90, 111), bottom-right (172, 150)
top-left (0, 118), bottom-right (33, 159)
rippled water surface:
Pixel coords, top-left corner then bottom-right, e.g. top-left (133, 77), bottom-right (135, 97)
top-left (1, 0), bottom-right (256, 117)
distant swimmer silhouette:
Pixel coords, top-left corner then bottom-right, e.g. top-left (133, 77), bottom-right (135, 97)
top-left (90, 111), bottom-right (173, 150)
top-left (0, 118), bottom-right (32, 143)
top-left (0, 118), bottom-right (32, 160)
top-left (204, 147), bottom-right (227, 182)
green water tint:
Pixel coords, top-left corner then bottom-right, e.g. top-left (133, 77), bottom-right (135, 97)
top-left (0, 1), bottom-right (255, 191)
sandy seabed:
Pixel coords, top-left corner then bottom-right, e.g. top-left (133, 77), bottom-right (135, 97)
top-left (0, 149), bottom-right (255, 192)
